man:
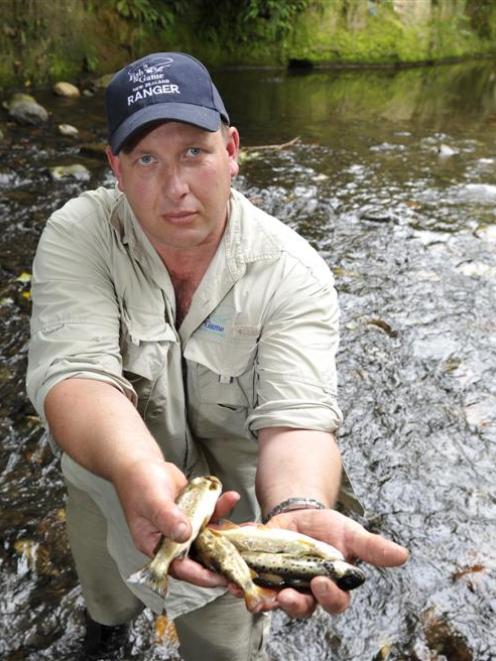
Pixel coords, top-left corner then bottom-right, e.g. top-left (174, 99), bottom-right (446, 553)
top-left (27, 52), bottom-right (408, 660)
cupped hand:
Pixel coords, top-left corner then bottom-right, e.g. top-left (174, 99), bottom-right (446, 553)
top-left (261, 508), bottom-right (409, 618)
top-left (116, 458), bottom-right (242, 588)
top-left (113, 457), bottom-right (191, 556)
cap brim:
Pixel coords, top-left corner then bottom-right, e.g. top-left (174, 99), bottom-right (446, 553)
top-left (110, 103), bottom-right (222, 154)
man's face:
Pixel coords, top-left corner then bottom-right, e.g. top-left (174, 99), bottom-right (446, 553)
top-left (107, 121), bottom-right (239, 254)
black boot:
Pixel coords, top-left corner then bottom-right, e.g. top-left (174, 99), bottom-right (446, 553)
top-left (81, 610), bottom-right (129, 660)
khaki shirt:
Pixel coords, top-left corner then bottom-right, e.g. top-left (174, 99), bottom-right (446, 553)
top-left (26, 186), bottom-right (342, 617)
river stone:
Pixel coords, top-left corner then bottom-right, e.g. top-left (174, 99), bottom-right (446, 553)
top-left (49, 164), bottom-right (90, 182)
top-left (6, 93), bottom-right (49, 125)
top-left (58, 123), bottom-right (79, 137)
top-left (53, 81), bottom-right (80, 97)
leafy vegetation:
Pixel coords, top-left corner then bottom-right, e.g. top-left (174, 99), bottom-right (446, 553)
top-left (1, 0), bottom-right (496, 89)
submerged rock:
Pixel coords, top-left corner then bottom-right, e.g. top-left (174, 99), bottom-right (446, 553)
top-left (5, 93), bottom-right (49, 125)
top-left (53, 81), bottom-right (80, 97)
top-left (437, 143), bottom-right (458, 158)
top-left (49, 164), bottom-right (91, 181)
top-left (58, 123), bottom-right (79, 137)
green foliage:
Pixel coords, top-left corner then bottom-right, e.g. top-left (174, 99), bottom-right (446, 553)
top-left (465, 0), bottom-right (496, 40)
top-left (187, 0), bottom-right (310, 45)
top-left (114, 0), bottom-right (173, 27)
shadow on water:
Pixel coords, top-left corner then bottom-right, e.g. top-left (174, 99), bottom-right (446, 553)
top-left (1, 60), bottom-right (496, 659)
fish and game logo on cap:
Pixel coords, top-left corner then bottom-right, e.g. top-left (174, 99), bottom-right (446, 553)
top-left (106, 52), bottom-right (230, 154)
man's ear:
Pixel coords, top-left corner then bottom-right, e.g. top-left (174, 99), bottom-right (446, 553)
top-left (106, 147), bottom-right (124, 191)
top-left (226, 127), bottom-right (240, 178)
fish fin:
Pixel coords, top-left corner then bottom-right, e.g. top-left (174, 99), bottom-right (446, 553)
top-left (127, 565), bottom-right (168, 597)
top-left (215, 520), bottom-right (240, 530)
top-left (215, 520), bottom-right (270, 531)
top-left (245, 585), bottom-right (278, 613)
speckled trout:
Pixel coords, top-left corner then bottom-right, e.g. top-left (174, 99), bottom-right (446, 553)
top-left (128, 475), bottom-right (222, 596)
top-left (212, 521), bottom-right (345, 561)
top-left (241, 552), bottom-right (366, 591)
top-left (194, 527), bottom-right (277, 612)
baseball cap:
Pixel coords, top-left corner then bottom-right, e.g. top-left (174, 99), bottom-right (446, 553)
top-left (106, 52), bottom-right (230, 154)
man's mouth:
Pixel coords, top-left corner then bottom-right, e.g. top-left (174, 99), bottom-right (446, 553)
top-left (162, 210), bottom-right (197, 224)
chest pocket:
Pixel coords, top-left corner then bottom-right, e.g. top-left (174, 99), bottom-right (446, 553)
top-left (185, 333), bottom-right (258, 408)
top-left (184, 333), bottom-right (258, 441)
top-left (121, 307), bottom-right (177, 382)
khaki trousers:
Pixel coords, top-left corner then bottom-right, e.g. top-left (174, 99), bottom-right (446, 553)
top-left (65, 482), bottom-right (271, 660)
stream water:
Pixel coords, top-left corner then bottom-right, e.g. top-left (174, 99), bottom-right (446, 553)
top-left (1, 59), bottom-right (496, 660)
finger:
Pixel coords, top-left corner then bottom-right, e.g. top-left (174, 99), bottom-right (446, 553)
top-left (170, 557), bottom-right (229, 588)
top-left (226, 583), bottom-right (244, 599)
top-left (276, 588), bottom-right (317, 619)
top-left (136, 529), bottom-right (162, 557)
top-left (152, 503), bottom-right (192, 543)
top-left (211, 491), bottom-right (241, 522)
top-left (311, 577), bottom-right (350, 614)
top-left (344, 525), bottom-right (409, 567)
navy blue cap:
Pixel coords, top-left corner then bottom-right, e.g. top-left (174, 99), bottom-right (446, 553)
top-left (106, 52), bottom-right (230, 154)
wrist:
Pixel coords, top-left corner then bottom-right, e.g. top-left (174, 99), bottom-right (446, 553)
top-left (262, 497), bottom-right (327, 524)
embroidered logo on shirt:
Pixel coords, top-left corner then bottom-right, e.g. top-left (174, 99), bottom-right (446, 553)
top-left (201, 313), bottom-right (230, 336)
top-left (203, 317), bottom-right (225, 334)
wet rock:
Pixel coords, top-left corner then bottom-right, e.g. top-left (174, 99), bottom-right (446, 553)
top-left (49, 164), bottom-right (91, 182)
top-left (53, 81), bottom-right (80, 97)
top-left (5, 93), bottom-right (49, 125)
top-left (58, 123), bottom-right (79, 137)
top-left (154, 614), bottom-right (178, 645)
top-left (359, 205), bottom-right (393, 222)
top-left (437, 143), bottom-right (458, 157)
top-left (421, 608), bottom-right (472, 660)
top-left (366, 318), bottom-right (398, 338)
top-left (0, 127), bottom-right (4, 141)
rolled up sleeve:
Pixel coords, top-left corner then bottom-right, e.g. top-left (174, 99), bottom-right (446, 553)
top-left (247, 256), bottom-right (343, 434)
top-left (26, 202), bottom-right (136, 427)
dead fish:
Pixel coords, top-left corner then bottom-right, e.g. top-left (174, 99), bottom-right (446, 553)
top-left (128, 475), bottom-right (222, 596)
top-left (241, 552), bottom-right (366, 591)
top-left (193, 527), bottom-right (277, 612)
top-left (213, 521), bottom-right (344, 561)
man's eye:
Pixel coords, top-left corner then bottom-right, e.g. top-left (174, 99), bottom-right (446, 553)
top-left (186, 147), bottom-right (201, 157)
top-left (138, 154), bottom-right (155, 166)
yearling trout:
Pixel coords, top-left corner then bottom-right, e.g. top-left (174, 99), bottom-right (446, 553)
top-left (193, 527), bottom-right (277, 612)
top-left (241, 552), bottom-right (366, 591)
top-left (128, 475), bottom-right (222, 596)
top-left (213, 521), bottom-right (345, 561)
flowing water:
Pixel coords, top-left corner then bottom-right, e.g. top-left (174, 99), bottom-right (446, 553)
top-left (1, 60), bottom-right (495, 660)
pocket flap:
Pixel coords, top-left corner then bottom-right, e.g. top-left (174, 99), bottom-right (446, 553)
top-left (124, 309), bottom-right (177, 346)
top-left (121, 310), bottom-right (176, 381)
top-left (184, 334), bottom-right (257, 378)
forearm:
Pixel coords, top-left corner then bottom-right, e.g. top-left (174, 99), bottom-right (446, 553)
top-left (44, 377), bottom-right (163, 482)
top-left (255, 427), bottom-right (342, 520)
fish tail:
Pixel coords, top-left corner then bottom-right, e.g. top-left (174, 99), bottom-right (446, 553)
top-left (127, 565), bottom-right (169, 597)
top-left (244, 584), bottom-right (277, 612)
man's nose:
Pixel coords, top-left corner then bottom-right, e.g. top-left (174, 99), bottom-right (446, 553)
top-left (163, 168), bottom-right (189, 200)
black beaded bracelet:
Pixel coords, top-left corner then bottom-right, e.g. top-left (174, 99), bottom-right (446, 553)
top-left (262, 497), bottom-right (326, 524)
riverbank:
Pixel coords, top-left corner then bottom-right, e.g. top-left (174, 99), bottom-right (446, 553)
top-left (1, 0), bottom-right (496, 90)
